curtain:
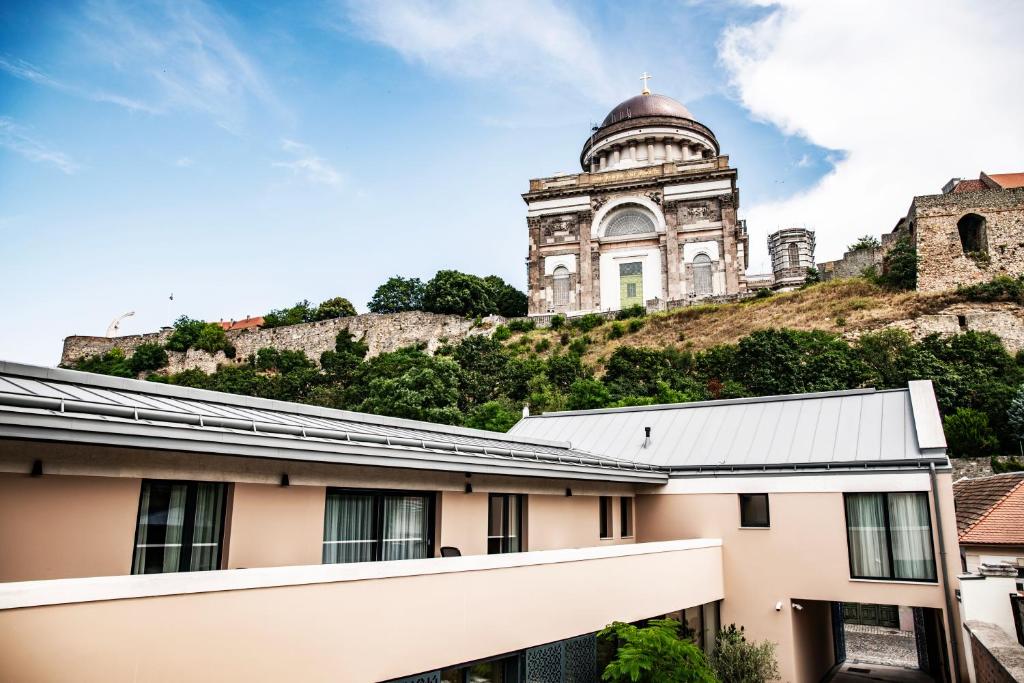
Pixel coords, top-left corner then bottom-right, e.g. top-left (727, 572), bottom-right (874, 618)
top-left (507, 495), bottom-right (521, 553)
top-left (133, 482), bottom-right (186, 574)
top-left (845, 493), bottom-right (891, 578)
top-left (888, 492), bottom-right (936, 580)
top-left (382, 495), bottom-right (428, 561)
top-left (323, 493), bottom-right (376, 564)
top-left (189, 483), bottom-right (226, 571)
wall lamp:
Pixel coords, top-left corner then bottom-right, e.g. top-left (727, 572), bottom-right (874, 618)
top-left (464, 473), bottom-right (473, 494)
top-left (565, 487), bottom-right (573, 497)
top-left (30, 460), bottom-right (43, 477)
top-left (280, 473), bottom-right (290, 487)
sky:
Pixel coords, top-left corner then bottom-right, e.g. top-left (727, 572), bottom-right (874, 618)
top-left (1, 0), bottom-right (1023, 366)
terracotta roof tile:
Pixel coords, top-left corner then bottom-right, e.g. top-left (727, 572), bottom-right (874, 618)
top-left (952, 179), bottom-right (986, 193)
top-left (217, 316), bottom-right (264, 331)
top-left (985, 172), bottom-right (1024, 189)
top-left (955, 473), bottom-right (1024, 544)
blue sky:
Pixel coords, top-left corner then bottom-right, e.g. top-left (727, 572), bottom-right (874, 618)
top-left (2, 0), bottom-right (1022, 365)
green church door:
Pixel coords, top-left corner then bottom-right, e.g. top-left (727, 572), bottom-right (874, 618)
top-left (619, 262), bottom-right (643, 308)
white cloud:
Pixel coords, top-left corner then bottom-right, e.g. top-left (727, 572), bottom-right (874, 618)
top-left (174, 156), bottom-right (194, 167)
top-left (273, 139), bottom-right (344, 187)
top-left (344, 0), bottom-right (619, 104)
top-left (795, 153), bottom-right (811, 168)
top-left (0, 55), bottom-right (158, 113)
top-left (719, 0), bottom-right (1024, 263)
top-left (0, 117), bottom-right (79, 174)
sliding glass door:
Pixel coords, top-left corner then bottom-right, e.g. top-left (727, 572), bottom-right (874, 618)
top-left (323, 489), bottom-right (433, 564)
top-left (488, 493), bottom-right (524, 554)
top-left (132, 480), bottom-right (227, 574)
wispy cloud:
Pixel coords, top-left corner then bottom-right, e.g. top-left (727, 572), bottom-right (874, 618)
top-left (344, 0), bottom-right (619, 104)
top-left (0, 55), bottom-right (158, 113)
top-left (0, 117), bottom-right (79, 174)
top-left (174, 156), bottom-right (194, 167)
top-left (795, 153), bottom-right (812, 168)
top-left (273, 139), bottom-right (343, 187)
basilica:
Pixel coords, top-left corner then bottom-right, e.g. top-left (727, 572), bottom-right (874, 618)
top-left (523, 82), bottom-right (749, 315)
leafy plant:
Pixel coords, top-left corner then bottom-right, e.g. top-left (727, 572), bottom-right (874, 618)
top-left (422, 270), bottom-right (496, 317)
top-left (848, 235), bottom-right (881, 252)
top-left (465, 400), bottom-right (521, 432)
top-left (507, 319), bottom-right (536, 333)
top-left (710, 624), bottom-right (780, 683)
top-left (878, 238), bottom-right (918, 290)
top-left (550, 314), bottom-right (566, 330)
top-left (129, 343), bottom-right (169, 374)
top-left (368, 276), bottom-right (425, 313)
top-left (616, 304), bottom-right (646, 320)
top-left (599, 618), bottom-right (716, 683)
top-left (571, 313), bottom-right (605, 332)
top-left (944, 407), bottom-right (1000, 458)
top-left (314, 297), bottom-right (357, 320)
top-left (492, 325), bottom-right (512, 342)
top-left (803, 267), bottom-right (821, 286)
top-left (484, 275), bottom-right (528, 318)
top-left (627, 318), bottom-right (645, 333)
top-left (262, 301), bottom-right (316, 329)
top-left (607, 322), bottom-right (625, 340)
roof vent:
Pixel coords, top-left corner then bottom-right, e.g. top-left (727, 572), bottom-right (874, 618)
top-left (643, 426), bottom-right (652, 449)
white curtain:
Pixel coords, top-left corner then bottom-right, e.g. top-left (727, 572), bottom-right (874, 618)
top-left (189, 483), bottom-right (225, 571)
top-left (845, 493), bottom-right (891, 578)
top-left (382, 495), bottom-right (428, 561)
top-left (323, 493), bottom-right (377, 564)
top-left (888, 492), bottom-right (936, 580)
top-left (133, 483), bottom-right (186, 574)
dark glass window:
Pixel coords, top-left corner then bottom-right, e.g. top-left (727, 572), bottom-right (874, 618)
top-left (132, 480), bottom-right (227, 574)
top-left (620, 497), bottom-right (634, 538)
top-left (488, 493), bottom-right (524, 554)
top-left (323, 489), bottom-right (433, 564)
top-left (600, 496), bottom-right (614, 539)
top-left (844, 492), bottom-right (936, 581)
top-left (441, 653), bottom-right (521, 682)
top-left (739, 493), bottom-right (770, 528)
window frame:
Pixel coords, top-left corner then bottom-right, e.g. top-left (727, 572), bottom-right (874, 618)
top-left (323, 487), bottom-right (436, 564)
top-left (842, 491), bottom-right (938, 583)
top-left (620, 497), bottom-right (634, 538)
top-left (738, 493), bottom-right (770, 529)
top-left (487, 493), bottom-right (525, 554)
top-left (599, 495), bottom-right (614, 539)
top-left (131, 479), bottom-right (228, 575)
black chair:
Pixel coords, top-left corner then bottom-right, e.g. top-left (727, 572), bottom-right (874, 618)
top-left (440, 546), bottom-right (461, 557)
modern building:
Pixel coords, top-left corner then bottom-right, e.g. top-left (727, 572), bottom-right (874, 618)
top-left (523, 85), bottom-right (749, 316)
top-left (0, 362), bottom-right (967, 682)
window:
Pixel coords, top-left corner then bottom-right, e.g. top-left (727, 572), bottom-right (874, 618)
top-left (692, 254), bottom-right (713, 297)
top-left (323, 489), bottom-right (433, 564)
top-left (132, 480), bottom-right (227, 574)
top-left (844, 492), bottom-right (936, 581)
top-left (739, 493), bottom-right (770, 528)
top-left (441, 653), bottom-right (521, 682)
top-left (552, 266), bottom-right (570, 307)
top-left (787, 242), bottom-right (800, 268)
top-left (619, 262), bottom-right (644, 307)
top-left (604, 208), bottom-right (657, 237)
top-left (600, 496), bottom-right (614, 539)
top-left (620, 497), bottom-right (634, 538)
top-left (488, 493), bottom-right (524, 554)
top-left (957, 213), bottom-right (988, 255)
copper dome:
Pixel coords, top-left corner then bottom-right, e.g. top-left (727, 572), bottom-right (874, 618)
top-left (600, 93), bottom-right (694, 128)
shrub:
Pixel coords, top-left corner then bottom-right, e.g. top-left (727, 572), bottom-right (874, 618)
top-left (607, 322), bottom-right (625, 340)
top-left (73, 348), bottom-right (134, 378)
top-left (754, 288), bottom-right (773, 299)
top-left (1008, 384), bottom-right (1024, 442)
top-left (710, 625), bottom-right (780, 683)
top-left (627, 318), bottom-right (645, 333)
top-left (464, 400), bottom-right (521, 432)
top-left (615, 304), bottom-right (646, 320)
top-left (944, 407), bottom-right (1000, 458)
top-left (422, 270), bottom-right (496, 317)
top-left (484, 275), bottom-right (528, 318)
top-left (534, 338), bottom-right (551, 353)
top-left (367, 276), bottom-right (425, 313)
top-left (314, 296), bottom-right (357, 320)
top-left (569, 336), bottom-right (590, 355)
top-left (878, 238), bottom-right (918, 290)
top-left (803, 267), bottom-right (821, 286)
top-left (549, 314), bottom-right (566, 330)
top-left (507, 318), bottom-right (536, 333)
top-left (992, 456), bottom-right (1024, 474)
top-left (570, 313), bottom-right (605, 332)
top-left (165, 316), bottom-right (209, 352)
top-left (492, 325), bottom-right (512, 342)
top-left (193, 324), bottom-right (231, 354)
top-left (568, 378), bottom-right (611, 410)
top-left (262, 300), bottom-right (316, 329)
top-left (599, 618), bottom-right (717, 683)
top-left (958, 275), bottom-right (1024, 304)
top-left (128, 343), bottom-right (169, 374)
top-left (848, 235), bottom-right (881, 252)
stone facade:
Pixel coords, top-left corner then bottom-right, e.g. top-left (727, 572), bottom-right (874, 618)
top-left (906, 187), bottom-right (1024, 293)
top-left (524, 92), bottom-right (748, 316)
top-left (767, 228), bottom-right (815, 290)
top-left (819, 245), bottom-right (887, 282)
top-left (61, 312), bottom-right (504, 372)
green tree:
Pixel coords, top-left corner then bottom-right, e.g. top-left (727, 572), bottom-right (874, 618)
top-left (73, 348), bottom-right (134, 378)
top-left (262, 300), bottom-right (316, 328)
top-left (165, 316), bottom-right (209, 352)
top-left (710, 625), bottom-right (780, 683)
top-left (803, 266), bottom-right (821, 286)
top-left (568, 378), bottom-right (612, 410)
top-left (193, 324), bottom-right (230, 354)
top-left (878, 238), bottom-right (918, 290)
top-left (599, 618), bottom-right (717, 683)
top-left (128, 343), bottom-right (169, 374)
top-left (1008, 385), bottom-right (1024, 444)
top-left (944, 407), bottom-right (1000, 458)
top-left (314, 297), bottom-right (357, 320)
top-left (465, 400), bottom-right (521, 432)
top-left (484, 275), bottom-right (528, 318)
top-left (368, 277), bottom-right (426, 313)
top-left (848, 235), bottom-right (881, 252)
top-left (422, 270), bottom-right (496, 317)
top-left (603, 347), bottom-right (672, 400)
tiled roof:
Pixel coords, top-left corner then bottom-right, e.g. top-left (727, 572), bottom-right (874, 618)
top-left (218, 317), bottom-right (264, 331)
top-left (953, 472), bottom-right (1024, 542)
top-left (952, 179), bottom-right (986, 193)
top-left (985, 172), bottom-right (1024, 189)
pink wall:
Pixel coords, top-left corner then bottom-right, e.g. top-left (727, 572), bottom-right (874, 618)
top-left (225, 483), bottom-right (326, 569)
top-left (528, 494), bottom-right (634, 550)
top-left (437, 491), bottom-right (489, 556)
top-left (0, 473), bottom-right (140, 582)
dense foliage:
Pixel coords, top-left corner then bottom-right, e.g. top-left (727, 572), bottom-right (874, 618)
top-left (599, 619), bottom-right (716, 683)
top-left (367, 277), bottom-right (425, 313)
top-left (165, 317), bottom-right (233, 355)
top-left (878, 238), bottom-right (918, 290)
top-left (958, 274), bottom-right (1024, 304)
top-left (366, 270), bottom-right (528, 318)
top-left (848, 235), bottom-right (881, 252)
top-left (262, 297), bottom-right (356, 328)
top-left (709, 625), bottom-right (780, 683)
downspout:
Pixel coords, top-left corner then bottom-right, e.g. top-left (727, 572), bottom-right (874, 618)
top-left (929, 461), bottom-right (963, 682)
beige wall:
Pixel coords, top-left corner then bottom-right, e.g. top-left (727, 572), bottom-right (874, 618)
top-left (437, 491), bottom-right (489, 556)
top-left (0, 472), bottom-right (140, 582)
top-left (527, 494), bottom-right (634, 551)
top-left (0, 543), bottom-right (723, 683)
top-left (791, 600), bottom-right (834, 683)
top-left (638, 475), bottom-right (964, 682)
top-left (225, 483), bottom-right (326, 569)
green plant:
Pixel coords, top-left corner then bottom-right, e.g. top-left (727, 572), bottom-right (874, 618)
top-left (848, 235), bottom-right (881, 252)
top-left (492, 325), bottom-right (512, 342)
top-left (193, 324), bottom-right (231, 354)
top-left (165, 316), bottom-right (209, 352)
top-left (1008, 385), bottom-right (1024, 443)
top-left (550, 314), bottom-right (566, 330)
top-left (422, 270), bottom-right (496, 317)
top-left (507, 319), bottom-right (537, 333)
top-left (129, 343), bottom-right (169, 374)
top-left (569, 336), bottom-right (590, 355)
top-left (72, 348), bottom-right (134, 378)
top-left (803, 267), bottom-right (821, 286)
top-left (835, 317), bottom-right (846, 327)
top-left (314, 296), bottom-right (357, 321)
top-left (959, 275), bottom-right (1024, 304)
top-left (616, 304), bottom-right (646, 320)
top-left (484, 275), bottom-right (529, 318)
top-left (262, 300), bottom-right (317, 329)
top-left (878, 238), bottom-right (918, 290)
top-left (607, 322), bottom-right (625, 340)
top-left (534, 338), bottom-right (551, 353)
top-left (599, 618), bottom-right (716, 683)
top-left (754, 288), bottom-right (772, 299)
top-left (710, 625), bottom-right (780, 683)
top-left (944, 407), bottom-right (1000, 458)
top-left (627, 318), bottom-right (645, 333)
top-left (967, 250), bottom-right (991, 266)
top-left (367, 276), bottom-right (425, 313)
top-left (571, 313), bottom-right (605, 332)
top-left (560, 332), bottom-right (570, 346)
top-left (464, 400), bottom-right (521, 432)
top-left (992, 456), bottom-right (1024, 473)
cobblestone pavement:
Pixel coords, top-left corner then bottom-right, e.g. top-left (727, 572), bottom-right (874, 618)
top-left (845, 624), bottom-right (918, 669)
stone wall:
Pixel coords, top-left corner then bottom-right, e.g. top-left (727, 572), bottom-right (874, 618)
top-left (863, 302), bottom-right (1024, 354)
top-left (912, 188), bottom-right (1024, 293)
top-left (818, 247), bottom-right (885, 282)
top-left (61, 312), bottom-right (504, 372)
top-left (965, 621), bottom-right (1024, 683)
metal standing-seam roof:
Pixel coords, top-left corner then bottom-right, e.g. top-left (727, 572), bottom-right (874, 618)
top-left (509, 381), bottom-right (948, 473)
top-left (0, 362), bottom-right (664, 484)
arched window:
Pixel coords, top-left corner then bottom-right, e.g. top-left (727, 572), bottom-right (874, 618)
top-left (787, 243), bottom-right (800, 268)
top-left (693, 254), bottom-right (713, 297)
top-left (604, 208), bottom-right (657, 238)
top-left (957, 213), bottom-right (988, 255)
top-left (552, 266), bottom-right (571, 307)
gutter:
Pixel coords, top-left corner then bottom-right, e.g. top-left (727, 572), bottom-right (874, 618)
top-left (930, 461), bottom-right (964, 682)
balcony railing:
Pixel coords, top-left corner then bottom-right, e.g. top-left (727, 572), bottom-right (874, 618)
top-left (0, 538), bottom-right (722, 682)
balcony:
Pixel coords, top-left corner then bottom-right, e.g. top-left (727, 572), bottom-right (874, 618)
top-left (0, 538), bottom-right (722, 682)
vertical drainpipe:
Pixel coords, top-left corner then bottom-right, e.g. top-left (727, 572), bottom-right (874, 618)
top-left (929, 461), bottom-right (963, 682)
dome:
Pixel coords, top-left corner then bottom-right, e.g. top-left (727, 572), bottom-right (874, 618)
top-left (600, 93), bottom-right (694, 128)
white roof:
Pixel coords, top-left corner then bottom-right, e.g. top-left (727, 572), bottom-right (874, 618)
top-left (509, 381), bottom-right (948, 472)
